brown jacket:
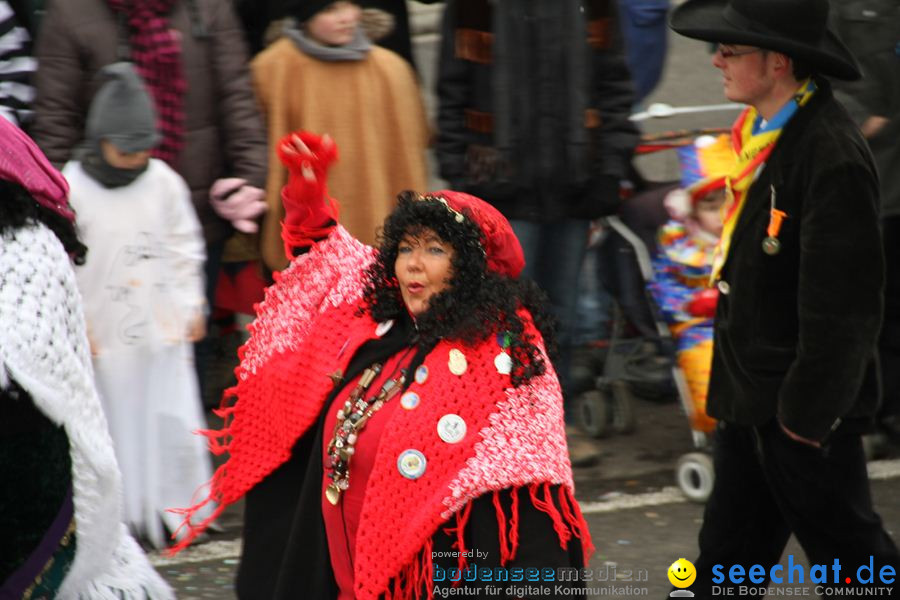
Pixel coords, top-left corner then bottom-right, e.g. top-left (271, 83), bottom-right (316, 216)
top-left (32, 0), bottom-right (267, 246)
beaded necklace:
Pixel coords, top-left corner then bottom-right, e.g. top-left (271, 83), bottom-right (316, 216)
top-left (324, 350), bottom-right (413, 505)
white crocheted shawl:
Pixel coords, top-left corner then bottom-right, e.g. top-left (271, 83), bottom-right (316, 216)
top-left (0, 223), bottom-right (172, 599)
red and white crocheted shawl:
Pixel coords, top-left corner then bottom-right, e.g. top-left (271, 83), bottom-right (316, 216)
top-left (172, 226), bottom-right (593, 599)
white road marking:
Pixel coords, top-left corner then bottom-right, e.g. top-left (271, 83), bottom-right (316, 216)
top-left (579, 487), bottom-right (687, 515)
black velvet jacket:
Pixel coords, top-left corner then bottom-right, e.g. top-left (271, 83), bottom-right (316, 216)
top-left (707, 79), bottom-right (885, 442)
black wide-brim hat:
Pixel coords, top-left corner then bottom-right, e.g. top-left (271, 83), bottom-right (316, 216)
top-left (669, 0), bottom-right (861, 81)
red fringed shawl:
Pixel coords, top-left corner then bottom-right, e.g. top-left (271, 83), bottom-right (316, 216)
top-left (171, 226), bottom-right (593, 599)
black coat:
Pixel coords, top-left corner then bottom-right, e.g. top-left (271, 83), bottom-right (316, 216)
top-left (830, 0), bottom-right (900, 218)
top-left (707, 80), bottom-right (885, 442)
top-left (235, 313), bottom-right (585, 599)
top-left (435, 0), bottom-right (639, 222)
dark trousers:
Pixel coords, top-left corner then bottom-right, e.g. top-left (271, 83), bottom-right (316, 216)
top-left (194, 238), bottom-right (225, 405)
top-left (510, 218), bottom-right (589, 406)
top-left (690, 420), bottom-right (899, 599)
top-left (880, 216), bottom-right (900, 418)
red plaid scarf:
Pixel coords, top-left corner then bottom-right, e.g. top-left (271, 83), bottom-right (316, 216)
top-left (107, 0), bottom-right (186, 165)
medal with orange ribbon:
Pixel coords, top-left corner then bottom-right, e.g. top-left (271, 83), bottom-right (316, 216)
top-left (762, 185), bottom-right (787, 255)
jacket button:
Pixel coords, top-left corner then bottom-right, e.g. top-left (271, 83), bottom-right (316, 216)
top-left (717, 280), bottom-right (731, 295)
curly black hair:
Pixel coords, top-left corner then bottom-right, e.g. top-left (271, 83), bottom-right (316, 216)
top-left (362, 191), bottom-right (557, 387)
top-left (0, 179), bottom-right (87, 265)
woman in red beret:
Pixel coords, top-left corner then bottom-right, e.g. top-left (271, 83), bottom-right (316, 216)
top-left (174, 131), bottom-right (593, 600)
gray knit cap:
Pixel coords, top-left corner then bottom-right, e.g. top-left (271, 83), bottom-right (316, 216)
top-left (86, 62), bottom-right (161, 153)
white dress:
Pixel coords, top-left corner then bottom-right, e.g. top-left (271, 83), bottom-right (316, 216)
top-left (64, 159), bottom-right (213, 549)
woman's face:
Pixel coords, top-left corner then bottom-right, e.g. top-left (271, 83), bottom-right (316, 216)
top-left (394, 228), bottom-right (455, 317)
top-left (306, 1), bottom-right (361, 47)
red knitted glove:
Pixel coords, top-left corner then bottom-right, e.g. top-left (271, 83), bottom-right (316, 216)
top-left (685, 288), bottom-right (719, 318)
top-left (276, 131), bottom-right (340, 256)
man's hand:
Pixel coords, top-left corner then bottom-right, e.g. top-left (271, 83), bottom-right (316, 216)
top-left (861, 115), bottom-right (889, 139)
top-left (209, 178), bottom-right (267, 233)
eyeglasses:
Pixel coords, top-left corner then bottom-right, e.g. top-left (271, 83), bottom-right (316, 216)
top-left (716, 45), bottom-right (763, 59)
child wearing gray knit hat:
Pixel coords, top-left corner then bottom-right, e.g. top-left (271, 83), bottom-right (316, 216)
top-left (86, 61), bottom-right (161, 155)
top-left (78, 62), bottom-right (160, 188)
top-left (62, 61), bottom-right (216, 550)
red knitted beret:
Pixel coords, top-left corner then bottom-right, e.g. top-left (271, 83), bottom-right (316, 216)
top-left (431, 190), bottom-right (525, 279)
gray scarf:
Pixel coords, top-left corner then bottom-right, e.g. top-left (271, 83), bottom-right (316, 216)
top-left (77, 142), bottom-right (148, 189)
top-left (492, 0), bottom-right (590, 184)
top-left (284, 21), bottom-right (372, 62)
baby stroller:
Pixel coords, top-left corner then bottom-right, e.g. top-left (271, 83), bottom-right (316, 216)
top-left (573, 127), bottom-right (732, 503)
top-left (572, 209), bottom-right (676, 440)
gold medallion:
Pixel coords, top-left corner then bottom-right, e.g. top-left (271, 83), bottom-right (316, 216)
top-left (448, 349), bottom-right (467, 376)
top-left (325, 483), bottom-right (341, 505)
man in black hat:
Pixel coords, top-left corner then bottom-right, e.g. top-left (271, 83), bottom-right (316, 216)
top-left (668, 0), bottom-right (900, 595)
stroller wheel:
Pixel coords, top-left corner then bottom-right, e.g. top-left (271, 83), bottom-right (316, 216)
top-left (610, 381), bottom-right (637, 435)
top-left (576, 389), bottom-right (612, 439)
top-left (676, 452), bottom-right (714, 503)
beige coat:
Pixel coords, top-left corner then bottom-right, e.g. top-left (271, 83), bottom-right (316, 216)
top-left (252, 39), bottom-right (429, 271)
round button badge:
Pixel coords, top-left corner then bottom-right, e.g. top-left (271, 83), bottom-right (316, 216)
top-left (437, 414), bottom-right (467, 444)
top-left (448, 349), bottom-right (467, 376)
top-left (414, 365), bottom-right (429, 385)
top-left (397, 449), bottom-right (427, 479)
top-left (400, 391), bottom-right (420, 410)
top-left (494, 351), bottom-right (512, 375)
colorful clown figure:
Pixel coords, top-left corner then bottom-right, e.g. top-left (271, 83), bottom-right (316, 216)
top-left (649, 134), bottom-right (734, 433)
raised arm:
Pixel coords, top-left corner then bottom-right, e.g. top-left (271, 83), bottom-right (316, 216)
top-left (276, 131), bottom-right (341, 260)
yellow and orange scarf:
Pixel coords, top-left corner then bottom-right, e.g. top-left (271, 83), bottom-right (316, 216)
top-left (710, 79), bottom-right (817, 282)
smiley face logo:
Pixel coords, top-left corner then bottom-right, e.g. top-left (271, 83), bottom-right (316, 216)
top-left (668, 558), bottom-right (697, 588)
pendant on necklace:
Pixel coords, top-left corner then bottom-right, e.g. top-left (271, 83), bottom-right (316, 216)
top-left (325, 483), bottom-right (341, 505)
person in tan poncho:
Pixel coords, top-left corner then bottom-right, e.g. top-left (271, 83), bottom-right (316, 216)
top-left (252, 0), bottom-right (429, 271)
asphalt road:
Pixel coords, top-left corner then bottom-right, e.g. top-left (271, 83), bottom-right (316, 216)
top-left (151, 395), bottom-right (900, 599)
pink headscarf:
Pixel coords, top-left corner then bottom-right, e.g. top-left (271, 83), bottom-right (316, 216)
top-left (0, 117), bottom-right (73, 221)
